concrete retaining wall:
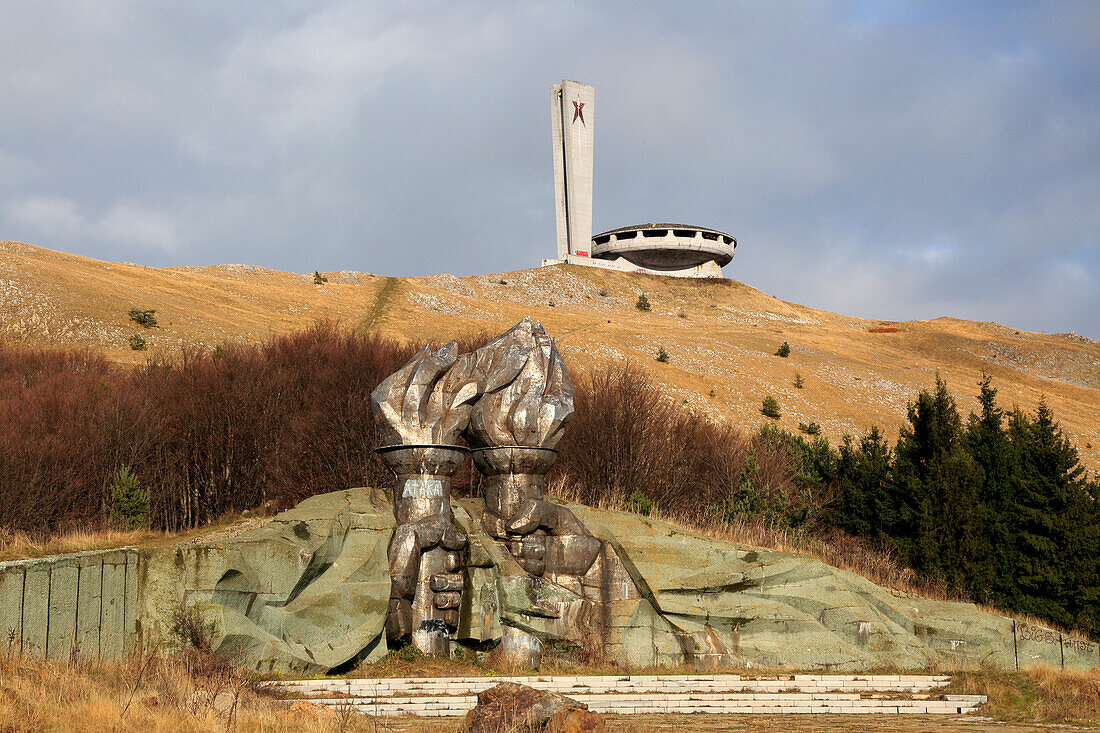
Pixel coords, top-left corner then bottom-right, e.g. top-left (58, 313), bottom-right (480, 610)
top-left (0, 548), bottom-right (138, 659)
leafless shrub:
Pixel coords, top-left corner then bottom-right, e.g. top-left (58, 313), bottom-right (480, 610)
top-left (552, 365), bottom-right (828, 529)
top-left (0, 323), bottom-right (417, 532)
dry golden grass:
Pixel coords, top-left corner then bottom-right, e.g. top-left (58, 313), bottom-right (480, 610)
top-left (0, 514), bottom-right (268, 563)
top-left (946, 666), bottom-right (1100, 725)
top-left (0, 527), bottom-right (159, 563)
top-left (2, 240), bottom-right (1097, 471)
top-left (0, 651), bottom-right (342, 732)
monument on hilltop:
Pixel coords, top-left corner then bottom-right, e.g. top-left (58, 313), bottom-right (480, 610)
top-left (542, 79), bottom-right (737, 278)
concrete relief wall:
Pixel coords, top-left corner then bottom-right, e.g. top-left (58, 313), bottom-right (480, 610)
top-left (1015, 621), bottom-right (1098, 670)
top-left (0, 549), bottom-right (138, 659)
top-left (0, 504), bottom-right (1096, 673)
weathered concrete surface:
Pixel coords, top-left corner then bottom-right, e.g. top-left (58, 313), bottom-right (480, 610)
top-left (139, 492), bottom-right (1096, 672)
top-left (2, 491), bottom-right (1095, 672)
top-left (0, 548), bottom-right (138, 659)
top-left (75, 554), bottom-right (103, 659)
top-left (101, 552), bottom-right (129, 658)
top-left (138, 488), bottom-right (394, 674)
top-left (567, 503), bottom-right (1086, 671)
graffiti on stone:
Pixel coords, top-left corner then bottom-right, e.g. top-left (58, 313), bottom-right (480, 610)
top-left (1017, 623), bottom-right (1060, 645)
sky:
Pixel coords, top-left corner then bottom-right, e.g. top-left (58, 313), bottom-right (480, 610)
top-left (1, 1), bottom-right (1098, 338)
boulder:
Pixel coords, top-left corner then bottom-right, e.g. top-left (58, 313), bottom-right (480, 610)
top-left (459, 682), bottom-right (604, 733)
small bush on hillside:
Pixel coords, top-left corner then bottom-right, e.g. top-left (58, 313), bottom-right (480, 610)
top-left (799, 421), bottom-right (821, 436)
top-left (109, 465), bottom-right (149, 529)
top-left (775, 341), bottom-right (790, 358)
top-left (626, 490), bottom-right (656, 516)
top-left (313, 271), bottom-right (328, 284)
top-left (635, 293), bottom-right (651, 311)
top-left (794, 373), bottom-right (804, 388)
top-left (597, 288), bottom-right (608, 297)
top-left (655, 346), bottom-right (670, 363)
top-left (128, 309), bottom-right (157, 328)
top-left (128, 334), bottom-right (147, 351)
top-left (761, 395), bottom-right (781, 419)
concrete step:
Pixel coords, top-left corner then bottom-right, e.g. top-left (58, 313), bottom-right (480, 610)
top-left (270, 673), bottom-right (951, 696)
top-left (302, 696), bottom-right (986, 717)
top-left (265, 674), bottom-right (982, 717)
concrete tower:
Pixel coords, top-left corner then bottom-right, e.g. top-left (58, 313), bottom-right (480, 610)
top-left (551, 80), bottom-right (595, 259)
top-left (543, 79), bottom-right (735, 278)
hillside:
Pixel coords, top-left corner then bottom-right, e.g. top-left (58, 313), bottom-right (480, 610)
top-left (1, 239), bottom-right (1098, 470)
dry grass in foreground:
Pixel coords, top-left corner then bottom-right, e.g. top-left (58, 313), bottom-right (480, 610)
top-left (0, 527), bottom-right (160, 564)
top-left (946, 667), bottom-right (1100, 725)
top-left (0, 650), bottom-right (417, 733)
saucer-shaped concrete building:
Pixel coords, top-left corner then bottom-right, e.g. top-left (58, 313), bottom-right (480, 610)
top-left (591, 223), bottom-right (736, 275)
top-left (542, 80), bottom-right (737, 279)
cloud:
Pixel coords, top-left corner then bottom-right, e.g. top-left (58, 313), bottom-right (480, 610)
top-left (99, 202), bottom-right (177, 252)
top-left (0, 1), bottom-right (1096, 338)
top-left (2, 196), bottom-right (177, 253)
top-left (3, 196), bottom-right (84, 239)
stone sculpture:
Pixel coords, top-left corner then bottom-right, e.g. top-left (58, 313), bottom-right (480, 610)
top-left (370, 317), bottom-right (599, 656)
top-left (463, 322), bottom-right (601, 664)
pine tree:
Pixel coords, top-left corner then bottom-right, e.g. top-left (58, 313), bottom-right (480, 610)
top-left (891, 376), bottom-right (983, 591)
top-left (833, 427), bottom-right (894, 539)
top-left (1006, 399), bottom-right (1095, 633)
top-left (109, 465), bottom-right (150, 530)
top-left (963, 375), bottom-right (1015, 605)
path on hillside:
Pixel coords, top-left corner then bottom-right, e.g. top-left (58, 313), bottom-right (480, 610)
top-left (360, 276), bottom-right (397, 331)
top-left (3, 242), bottom-right (1097, 470)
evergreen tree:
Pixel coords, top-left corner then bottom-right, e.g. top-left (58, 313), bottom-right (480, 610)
top-left (833, 427), bottom-right (894, 539)
top-left (1078, 477), bottom-right (1100, 638)
top-left (891, 376), bottom-right (983, 591)
top-left (109, 465), bottom-right (150, 530)
top-left (964, 375), bottom-right (1016, 605)
top-left (1006, 400), bottom-right (1095, 633)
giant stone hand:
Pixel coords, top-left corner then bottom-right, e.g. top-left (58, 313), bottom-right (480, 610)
top-left (385, 516), bottom-right (466, 639)
top-left (503, 499), bottom-right (601, 578)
